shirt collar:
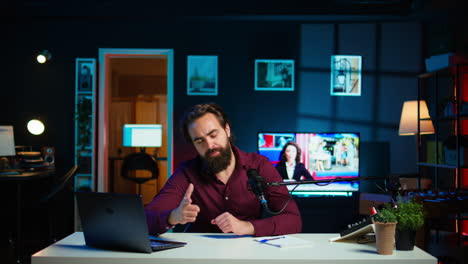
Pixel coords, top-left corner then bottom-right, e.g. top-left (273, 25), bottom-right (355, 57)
top-left (232, 145), bottom-right (252, 172)
top-left (232, 145), bottom-right (243, 170)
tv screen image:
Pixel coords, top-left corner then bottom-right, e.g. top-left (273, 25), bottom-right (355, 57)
top-left (258, 132), bottom-right (360, 195)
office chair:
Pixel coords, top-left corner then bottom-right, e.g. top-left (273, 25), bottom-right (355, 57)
top-left (21, 165), bottom-right (79, 260)
top-left (121, 152), bottom-right (159, 195)
top-left (40, 165), bottom-right (79, 204)
top-left (41, 165), bottom-right (79, 242)
top-left (32, 166), bottom-right (79, 241)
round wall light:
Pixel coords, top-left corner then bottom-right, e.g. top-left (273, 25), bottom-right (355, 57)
top-left (37, 50), bottom-right (52, 64)
top-left (27, 119), bottom-right (45, 135)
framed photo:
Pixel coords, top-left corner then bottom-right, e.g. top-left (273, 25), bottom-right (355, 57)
top-left (255, 59), bottom-right (294, 91)
top-left (330, 55), bottom-right (362, 96)
top-left (187, 55), bottom-right (218, 96)
top-left (76, 58), bottom-right (96, 93)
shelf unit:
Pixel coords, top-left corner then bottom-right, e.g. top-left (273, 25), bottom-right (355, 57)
top-left (74, 58), bottom-right (96, 192)
top-left (416, 64), bottom-right (468, 191)
top-left (417, 63), bottom-right (468, 241)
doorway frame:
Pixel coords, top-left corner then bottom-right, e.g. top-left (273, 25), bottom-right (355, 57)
top-left (97, 48), bottom-right (174, 192)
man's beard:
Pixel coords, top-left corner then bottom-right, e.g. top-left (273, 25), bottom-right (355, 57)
top-left (201, 142), bottom-right (232, 174)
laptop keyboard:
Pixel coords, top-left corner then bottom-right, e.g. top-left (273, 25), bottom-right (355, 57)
top-left (150, 240), bottom-right (186, 251)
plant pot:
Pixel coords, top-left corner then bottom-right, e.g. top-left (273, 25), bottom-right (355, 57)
top-left (395, 229), bottom-right (416, 250)
top-left (374, 221), bottom-right (397, 255)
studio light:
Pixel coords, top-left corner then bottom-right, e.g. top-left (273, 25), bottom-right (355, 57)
top-left (37, 50), bottom-right (52, 64)
top-left (27, 119), bottom-right (45, 135)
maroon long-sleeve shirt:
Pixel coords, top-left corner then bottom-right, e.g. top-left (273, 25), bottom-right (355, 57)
top-left (145, 146), bottom-right (302, 237)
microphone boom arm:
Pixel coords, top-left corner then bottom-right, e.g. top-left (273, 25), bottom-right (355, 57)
top-left (266, 176), bottom-right (387, 187)
top-left (266, 175), bottom-right (401, 203)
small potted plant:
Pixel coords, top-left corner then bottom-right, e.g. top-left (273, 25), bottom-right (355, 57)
top-left (393, 197), bottom-right (425, 250)
top-left (373, 206), bottom-right (398, 255)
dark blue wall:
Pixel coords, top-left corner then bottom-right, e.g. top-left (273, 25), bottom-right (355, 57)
top-left (297, 23), bottom-right (422, 174)
top-left (3, 19), bottom-right (423, 175)
top-left (2, 18), bottom-right (423, 233)
top-left (174, 22), bottom-right (423, 177)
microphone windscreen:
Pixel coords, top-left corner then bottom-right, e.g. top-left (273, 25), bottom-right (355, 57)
top-left (247, 169), bottom-right (262, 195)
top-left (247, 169), bottom-right (259, 179)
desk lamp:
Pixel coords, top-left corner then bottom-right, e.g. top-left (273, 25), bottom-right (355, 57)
top-left (23, 119), bottom-right (47, 168)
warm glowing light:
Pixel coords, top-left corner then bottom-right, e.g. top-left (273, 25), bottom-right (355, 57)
top-left (37, 55), bottom-right (46, 63)
top-left (399, 100), bottom-right (435, 136)
top-left (36, 50), bottom-right (51, 64)
top-left (27, 119), bottom-right (45, 135)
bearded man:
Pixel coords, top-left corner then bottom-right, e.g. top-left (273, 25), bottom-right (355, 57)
top-left (145, 103), bottom-right (301, 236)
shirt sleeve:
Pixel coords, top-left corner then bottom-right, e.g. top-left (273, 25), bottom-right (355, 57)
top-left (249, 157), bottom-right (302, 236)
top-left (144, 168), bottom-right (190, 235)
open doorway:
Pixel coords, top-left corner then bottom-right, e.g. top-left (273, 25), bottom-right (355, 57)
top-left (97, 49), bottom-right (173, 203)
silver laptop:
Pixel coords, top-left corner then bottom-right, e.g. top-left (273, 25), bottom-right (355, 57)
top-left (76, 192), bottom-right (186, 253)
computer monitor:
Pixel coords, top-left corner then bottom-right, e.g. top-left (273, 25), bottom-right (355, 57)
top-left (258, 132), bottom-right (360, 196)
top-left (123, 124), bottom-right (162, 148)
top-left (0, 126), bottom-right (15, 157)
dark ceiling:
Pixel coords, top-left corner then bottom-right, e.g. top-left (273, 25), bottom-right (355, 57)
top-left (3, 0), bottom-right (466, 22)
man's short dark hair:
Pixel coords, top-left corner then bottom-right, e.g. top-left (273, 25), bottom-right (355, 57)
top-left (181, 103), bottom-right (232, 143)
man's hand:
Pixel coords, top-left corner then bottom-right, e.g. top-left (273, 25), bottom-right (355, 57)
top-left (210, 212), bottom-right (255, 235)
top-left (168, 183), bottom-right (200, 225)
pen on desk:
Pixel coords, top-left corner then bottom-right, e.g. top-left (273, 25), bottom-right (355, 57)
top-left (259, 236), bottom-right (285, 243)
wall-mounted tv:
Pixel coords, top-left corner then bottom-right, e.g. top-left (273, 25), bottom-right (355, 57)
top-left (258, 132), bottom-right (360, 196)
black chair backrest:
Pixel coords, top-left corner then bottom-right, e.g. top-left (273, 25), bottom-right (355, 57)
top-left (40, 165), bottom-right (79, 203)
top-left (121, 152), bottom-right (159, 184)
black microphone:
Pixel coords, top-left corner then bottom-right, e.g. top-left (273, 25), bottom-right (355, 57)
top-left (247, 169), bottom-right (268, 208)
top-left (247, 169), bottom-right (291, 217)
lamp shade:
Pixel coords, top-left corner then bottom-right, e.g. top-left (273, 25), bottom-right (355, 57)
top-left (399, 100), bottom-right (435, 136)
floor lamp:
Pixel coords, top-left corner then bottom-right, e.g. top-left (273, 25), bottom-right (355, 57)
top-left (398, 100), bottom-right (435, 190)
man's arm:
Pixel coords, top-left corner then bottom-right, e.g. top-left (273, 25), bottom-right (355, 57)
top-left (144, 170), bottom-right (192, 235)
top-left (168, 183), bottom-right (200, 225)
top-left (210, 212), bottom-right (255, 235)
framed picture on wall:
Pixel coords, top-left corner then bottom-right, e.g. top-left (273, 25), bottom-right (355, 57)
top-left (330, 55), bottom-right (362, 96)
top-left (76, 58), bottom-right (96, 93)
top-left (255, 59), bottom-right (294, 91)
top-left (187, 55), bottom-right (218, 96)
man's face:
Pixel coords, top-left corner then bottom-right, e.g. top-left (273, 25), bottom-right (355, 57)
top-left (188, 113), bottom-right (232, 173)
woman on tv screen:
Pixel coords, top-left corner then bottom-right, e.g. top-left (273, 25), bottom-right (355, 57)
top-left (275, 141), bottom-right (314, 181)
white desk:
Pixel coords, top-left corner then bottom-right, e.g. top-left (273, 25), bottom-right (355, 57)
top-left (32, 232), bottom-right (437, 264)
